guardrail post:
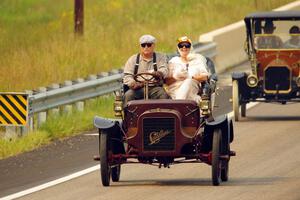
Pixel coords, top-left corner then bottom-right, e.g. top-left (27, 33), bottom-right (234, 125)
top-left (37, 87), bottom-right (47, 128)
top-left (49, 84), bottom-right (60, 116)
top-left (63, 81), bottom-right (73, 114)
top-left (97, 72), bottom-right (110, 98)
top-left (5, 126), bottom-right (17, 140)
top-left (21, 90), bottom-right (34, 135)
top-left (88, 74), bottom-right (97, 80)
top-left (87, 75), bottom-right (97, 104)
top-left (75, 78), bottom-right (84, 111)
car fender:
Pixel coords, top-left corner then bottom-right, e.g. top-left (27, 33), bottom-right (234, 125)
top-left (94, 116), bottom-right (125, 154)
top-left (231, 72), bottom-right (247, 81)
top-left (232, 72), bottom-right (251, 99)
top-left (204, 115), bottom-right (233, 154)
top-left (206, 115), bottom-right (234, 143)
top-left (94, 116), bottom-right (120, 130)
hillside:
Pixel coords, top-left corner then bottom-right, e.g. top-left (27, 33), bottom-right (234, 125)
top-left (0, 0), bottom-right (294, 92)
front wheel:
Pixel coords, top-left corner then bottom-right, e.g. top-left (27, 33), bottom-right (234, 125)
top-left (100, 132), bottom-right (111, 186)
top-left (212, 129), bottom-right (222, 186)
top-left (221, 161), bottom-right (229, 182)
top-left (111, 165), bottom-right (121, 182)
top-left (232, 80), bottom-right (240, 121)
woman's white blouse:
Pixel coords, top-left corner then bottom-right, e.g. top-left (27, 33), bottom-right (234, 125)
top-left (168, 53), bottom-right (209, 80)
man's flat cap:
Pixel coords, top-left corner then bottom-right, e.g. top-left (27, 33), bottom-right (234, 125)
top-left (139, 34), bottom-right (156, 44)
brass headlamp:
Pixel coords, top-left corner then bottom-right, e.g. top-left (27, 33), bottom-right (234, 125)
top-left (247, 74), bottom-right (258, 87)
top-left (114, 92), bottom-right (123, 117)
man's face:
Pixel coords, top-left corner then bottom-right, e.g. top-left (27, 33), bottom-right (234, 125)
top-left (140, 43), bottom-right (155, 56)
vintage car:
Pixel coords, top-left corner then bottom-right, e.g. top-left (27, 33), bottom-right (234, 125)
top-left (232, 11), bottom-right (300, 121)
top-left (94, 57), bottom-right (235, 187)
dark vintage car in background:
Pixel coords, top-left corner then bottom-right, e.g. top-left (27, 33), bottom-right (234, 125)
top-left (232, 11), bottom-right (300, 121)
top-left (94, 58), bottom-right (235, 187)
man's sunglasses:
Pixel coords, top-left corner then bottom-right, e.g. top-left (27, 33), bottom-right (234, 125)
top-left (178, 43), bottom-right (191, 49)
top-left (141, 43), bottom-right (153, 48)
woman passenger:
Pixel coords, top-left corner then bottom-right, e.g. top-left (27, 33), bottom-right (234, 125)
top-left (166, 36), bottom-right (209, 104)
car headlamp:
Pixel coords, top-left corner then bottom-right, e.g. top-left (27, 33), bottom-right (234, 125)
top-left (200, 99), bottom-right (210, 116)
top-left (247, 75), bottom-right (258, 87)
top-left (114, 94), bottom-right (123, 117)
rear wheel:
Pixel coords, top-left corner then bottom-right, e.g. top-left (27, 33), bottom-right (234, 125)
top-left (232, 80), bottom-right (240, 121)
top-left (100, 132), bottom-right (111, 186)
top-left (212, 129), bottom-right (222, 186)
top-left (111, 165), bottom-right (121, 182)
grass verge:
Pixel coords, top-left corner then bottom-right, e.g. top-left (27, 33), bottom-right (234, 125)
top-left (0, 95), bottom-right (114, 159)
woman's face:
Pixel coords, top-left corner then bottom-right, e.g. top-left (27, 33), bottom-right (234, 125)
top-left (178, 42), bottom-right (191, 57)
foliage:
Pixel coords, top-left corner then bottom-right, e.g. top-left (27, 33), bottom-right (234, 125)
top-left (0, 95), bottom-right (114, 159)
top-left (0, 0), bottom-right (294, 91)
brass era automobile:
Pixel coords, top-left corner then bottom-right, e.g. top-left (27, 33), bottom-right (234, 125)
top-left (94, 57), bottom-right (235, 186)
top-left (232, 11), bottom-right (300, 121)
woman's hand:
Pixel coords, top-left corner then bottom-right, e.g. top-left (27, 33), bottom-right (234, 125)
top-left (192, 73), bottom-right (209, 82)
top-left (173, 69), bottom-right (188, 80)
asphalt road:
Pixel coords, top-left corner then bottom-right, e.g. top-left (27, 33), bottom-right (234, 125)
top-left (1, 62), bottom-right (300, 199)
top-left (15, 101), bottom-right (300, 200)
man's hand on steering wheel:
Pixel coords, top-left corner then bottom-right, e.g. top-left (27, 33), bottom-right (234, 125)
top-left (151, 71), bottom-right (163, 79)
top-left (130, 82), bottom-right (144, 90)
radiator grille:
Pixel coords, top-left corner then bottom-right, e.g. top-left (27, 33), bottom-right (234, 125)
top-left (143, 118), bottom-right (175, 151)
top-left (264, 66), bottom-right (290, 92)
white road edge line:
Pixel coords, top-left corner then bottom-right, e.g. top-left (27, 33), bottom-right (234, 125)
top-left (1, 102), bottom-right (259, 200)
top-left (84, 133), bottom-right (98, 136)
top-left (0, 165), bottom-right (100, 200)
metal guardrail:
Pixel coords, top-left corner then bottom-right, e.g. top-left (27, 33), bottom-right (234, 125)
top-left (0, 41), bottom-right (217, 137)
top-left (29, 43), bottom-right (216, 115)
top-left (29, 42), bottom-right (216, 116)
top-left (29, 71), bottom-right (123, 114)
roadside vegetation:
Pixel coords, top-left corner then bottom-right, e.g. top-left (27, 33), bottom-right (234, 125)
top-left (0, 95), bottom-right (114, 159)
top-left (0, 0), bottom-right (294, 158)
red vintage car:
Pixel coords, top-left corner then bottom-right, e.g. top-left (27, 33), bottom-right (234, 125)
top-left (232, 11), bottom-right (300, 121)
top-left (95, 61), bottom-right (234, 186)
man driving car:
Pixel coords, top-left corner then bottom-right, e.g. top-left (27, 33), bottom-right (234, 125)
top-left (123, 34), bottom-right (169, 106)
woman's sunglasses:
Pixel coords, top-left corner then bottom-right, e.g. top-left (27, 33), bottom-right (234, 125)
top-left (178, 43), bottom-right (191, 49)
top-left (141, 43), bottom-right (153, 48)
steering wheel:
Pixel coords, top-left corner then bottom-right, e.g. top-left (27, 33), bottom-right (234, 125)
top-left (133, 72), bottom-right (162, 85)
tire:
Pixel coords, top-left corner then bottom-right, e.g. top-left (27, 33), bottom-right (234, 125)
top-left (111, 165), bottom-right (121, 182)
top-left (241, 103), bottom-right (246, 117)
top-left (221, 160), bottom-right (229, 182)
top-left (100, 132), bottom-right (111, 186)
top-left (212, 129), bottom-right (222, 186)
top-left (232, 80), bottom-right (240, 121)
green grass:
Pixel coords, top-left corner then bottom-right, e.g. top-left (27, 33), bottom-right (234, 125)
top-left (0, 95), bottom-right (114, 159)
top-left (39, 96), bottom-right (114, 138)
top-left (0, 130), bottom-right (50, 159)
top-left (0, 0), bottom-right (295, 158)
top-left (0, 0), bottom-right (294, 92)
